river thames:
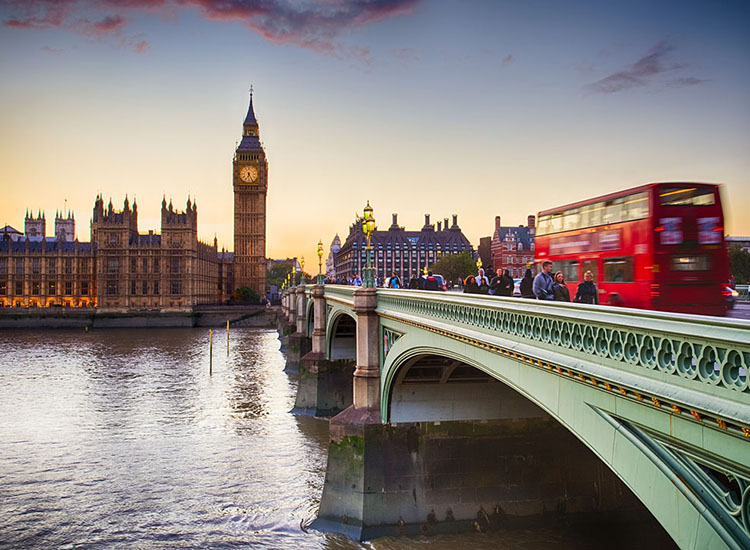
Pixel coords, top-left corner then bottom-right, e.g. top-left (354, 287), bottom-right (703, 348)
top-left (0, 328), bottom-right (675, 549)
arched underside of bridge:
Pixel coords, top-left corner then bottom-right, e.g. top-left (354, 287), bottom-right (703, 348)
top-left (292, 309), bottom-right (356, 417)
top-left (379, 323), bottom-right (749, 550)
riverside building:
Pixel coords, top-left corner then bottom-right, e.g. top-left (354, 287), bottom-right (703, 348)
top-left (0, 93), bottom-right (268, 308)
top-left (333, 213), bottom-right (473, 285)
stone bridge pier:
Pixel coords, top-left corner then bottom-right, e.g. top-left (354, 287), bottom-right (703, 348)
top-left (285, 285), bottom-right (311, 372)
top-left (277, 286), bottom-right (296, 353)
top-left (293, 284), bottom-right (354, 416)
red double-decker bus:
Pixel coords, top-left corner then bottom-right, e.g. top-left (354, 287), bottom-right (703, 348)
top-left (535, 182), bottom-right (729, 315)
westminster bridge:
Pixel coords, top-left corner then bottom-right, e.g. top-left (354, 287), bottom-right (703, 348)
top-left (279, 284), bottom-right (750, 549)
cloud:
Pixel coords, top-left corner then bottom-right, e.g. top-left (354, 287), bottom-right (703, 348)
top-left (585, 41), bottom-right (705, 94)
top-left (1, 0), bottom-right (421, 58)
top-left (502, 54), bottom-right (512, 65)
top-left (41, 45), bottom-right (63, 53)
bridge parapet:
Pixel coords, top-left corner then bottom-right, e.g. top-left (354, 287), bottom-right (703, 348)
top-left (376, 290), bottom-right (749, 422)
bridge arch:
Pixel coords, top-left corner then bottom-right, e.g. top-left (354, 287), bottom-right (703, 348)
top-left (305, 298), bottom-right (314, 339)
top-left (379, 318), bottom-right (750, 549)
top-left (327, 310), bottom-right (356, 360)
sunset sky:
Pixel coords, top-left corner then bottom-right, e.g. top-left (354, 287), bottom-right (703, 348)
top-left (1, 0), bottom-right (748, 266)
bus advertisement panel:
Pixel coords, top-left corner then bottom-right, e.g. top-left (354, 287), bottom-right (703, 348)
top-left (535, 183), bottom-right (728, 316)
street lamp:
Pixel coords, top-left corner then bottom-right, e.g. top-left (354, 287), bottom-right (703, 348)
top-left (300, 257), bottom-right (305, 284)
top-left (476, 257), bottom-right (482, 272)
top-left (317, 240), bottom-right (324, 284)
top-left (292, 263), bottom-right (297, 286)
top-left (362, 201), bottom-right (376, 288)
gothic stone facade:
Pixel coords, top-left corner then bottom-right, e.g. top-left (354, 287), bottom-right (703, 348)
top-left (0, 197), bottom-right (233, 308)
top-left (232, 93), bottom-right (268, 296)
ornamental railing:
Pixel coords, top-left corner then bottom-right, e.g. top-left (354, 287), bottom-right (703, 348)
top-left (373, 289), bottom-right (750, 420)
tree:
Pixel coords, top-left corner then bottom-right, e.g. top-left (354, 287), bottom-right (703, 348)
top-left (231, 286), bottom-right (260, 304)
top-left (267, 259), bottom-right (295, 288)
top-left (428, 251), bottom-right (477, 283)
top-left (729, 244), bottom-right (750, 284)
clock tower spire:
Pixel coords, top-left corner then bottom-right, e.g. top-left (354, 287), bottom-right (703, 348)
top-left (233, 88), bottom-right (267, 297)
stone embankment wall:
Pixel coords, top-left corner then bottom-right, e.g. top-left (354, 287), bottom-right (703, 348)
top-left (0, 306), bottom-right (278, 329)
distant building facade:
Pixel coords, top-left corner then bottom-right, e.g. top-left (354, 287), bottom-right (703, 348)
top-left (1, 196), bottom-right (232, 308)
top-left (490, 215), bottom-right (536, 277)
top-left (334, 213), bottom-right (473, 285)
top-left (325, 234), bottom-right (341, 280)
top-left (0, 211), bottom-right (96, 307)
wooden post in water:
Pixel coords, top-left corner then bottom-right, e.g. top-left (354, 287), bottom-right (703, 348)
top-left (209, 329), bottom-right (213, 375)
top-left (226, 320), bottom-right (230, 356)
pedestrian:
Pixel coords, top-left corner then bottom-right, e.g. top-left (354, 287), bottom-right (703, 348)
top-left (477, 268), bottom-right (490, 294)
top-left (463, 275), bottom-right (480, 294)
top-left (491, 268), bottom-right (514, 297)
top-left (573, 270), bottom-right (599, 304)
top-left (352, 273), bottom-right (362, 286)
top-left (388, 271), bottom-right (401, 289)
top-left (520, 268), bottom-right (535, 299)
top-left (408, 273), bottom-right (421, 289)
top-left (552, 271), bottom-right (571, 302)
top-left (533, 261), bottom-right (555, 300)
top-left (423, 271), bottom-right (439, 291)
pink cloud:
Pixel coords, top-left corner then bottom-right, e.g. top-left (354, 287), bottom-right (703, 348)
top-left (1, 0), bottom-right (421, 58)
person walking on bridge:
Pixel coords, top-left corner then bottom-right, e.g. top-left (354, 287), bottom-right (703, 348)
top-left (573, 270), bottom-right (599, 304)
top-left (552, 271), bottom-right (571, 302)
top-left (520, 268), bottom-right (535, 299)
top-left (533, 261), bottom-right (555, 300)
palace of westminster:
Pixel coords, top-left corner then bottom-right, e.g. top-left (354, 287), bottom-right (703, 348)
top-left (0, 95), bottom-right (268, 309)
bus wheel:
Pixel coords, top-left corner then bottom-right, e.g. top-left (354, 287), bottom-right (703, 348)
top-left (608, 293), bottom-right (623, 306)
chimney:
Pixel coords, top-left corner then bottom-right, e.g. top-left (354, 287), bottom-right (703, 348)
top-left (424, 214), bottom-right (430, 226)
top-left (437, 221), bottom-right (442, 232)
top-left (444, 218), bottom-right (449, 230)
top-left (452, 214), bottom-right (458, 228)
top-left (390, 213), bottom-right (400, 230)
top-left (495, 216), bottom-right (501, 230)
top-left (423, 214), bottom-right (434, 231)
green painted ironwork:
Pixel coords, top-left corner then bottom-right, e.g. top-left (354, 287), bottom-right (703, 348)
top-left (315, 285), bottom-right (750, 548)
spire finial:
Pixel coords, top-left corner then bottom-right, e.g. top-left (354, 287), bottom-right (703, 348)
top-left (249, 84), bottom-right (253, 97)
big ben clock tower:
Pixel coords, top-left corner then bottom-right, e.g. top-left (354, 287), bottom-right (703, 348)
top-left (233, 90), bottom-right (267, 296)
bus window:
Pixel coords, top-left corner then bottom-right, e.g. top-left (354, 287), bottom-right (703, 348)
top-left (625, 192), bottom-right (649, 220)
top-left (562, 209), bottom-right (581, 231)
top-left (562, 260), bottom-right (579, 283)
top-left (671, 255), bottom-right (711, 272)
top-left (537, 215), bottom-right (551, 236)
top-left (603, 257), bottom-right (634, 283)
top-left (589, 203), bottom-right (603, 227)
top-left (603, 198), bottom-right (625, 225)
top-left (582, 260), bottom-right (598, 282)
top-left (659, 187), bottom-right (715, 206)
top-left (549, 214), bottom-right (563, 234)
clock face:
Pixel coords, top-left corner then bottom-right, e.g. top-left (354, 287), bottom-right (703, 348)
top-left (239, 165), bottom-right (258, 183)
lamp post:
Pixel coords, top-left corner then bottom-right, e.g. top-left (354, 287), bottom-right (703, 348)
top-left (476, 257), bottom-right (482, 272)
top-left (362, 201), bottom-right (376, 288)
top-left (292, 264), bottom-right (297, 286)
top-left (300, 257), bottom-right (305, 285)
top-left (317, 240), bottom-right (324, 284)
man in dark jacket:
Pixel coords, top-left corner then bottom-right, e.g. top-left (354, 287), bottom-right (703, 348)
top-left (490, 268), bottom-right (514, 296)
top-left (423, 271), bottom-right (439, 291)
top-left (408, 273), bottom-right (421, 289)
